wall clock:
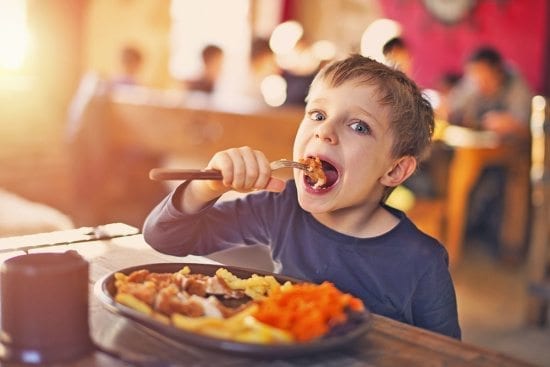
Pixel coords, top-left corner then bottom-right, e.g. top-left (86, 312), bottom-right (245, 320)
top-left (422, 0), bottom-right (478, 25)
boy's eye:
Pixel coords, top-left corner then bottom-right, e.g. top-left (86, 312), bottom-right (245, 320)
top-left (309, 111), bottom-right (325, 121)
top-left (350, 121), bottom-right (371, 135)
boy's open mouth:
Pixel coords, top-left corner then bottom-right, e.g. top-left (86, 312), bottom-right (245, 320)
top-left (304, 159), bottom-right (339, 190)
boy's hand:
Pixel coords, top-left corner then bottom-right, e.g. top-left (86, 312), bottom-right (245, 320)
top-left (180, 147), bottom-right (285, 213)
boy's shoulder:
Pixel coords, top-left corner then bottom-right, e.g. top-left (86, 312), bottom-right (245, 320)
top-left (384, 204), bottom-right (448, 259)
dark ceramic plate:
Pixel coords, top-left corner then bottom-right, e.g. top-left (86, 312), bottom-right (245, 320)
top-left (94, 263), bottom-right (371, 358)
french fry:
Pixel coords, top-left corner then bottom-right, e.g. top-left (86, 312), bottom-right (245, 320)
top-left (225, 303), bottom-right (258, 324)
top-left (151, 312), bottom-right (170, 325)
top-left (114, 272), bottom-right (127, 281)
top-left (171, 306), bottom-right (294, 344)
top-left (242, 316), bottom-right (293, 343)
top-left (171, 314), bottom-right (225, 331)
top-left (215, 269), bottom-right (282, 300)
top-left (172, 314), bottom-right (238, 340)
top-left (115, 293), bottom-right (153, 315)
top-left (177, 266), bottom-right (190, 276)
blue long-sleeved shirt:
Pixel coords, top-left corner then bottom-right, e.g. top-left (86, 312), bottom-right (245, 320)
top-left (143, 180), bottom-right (461, 339)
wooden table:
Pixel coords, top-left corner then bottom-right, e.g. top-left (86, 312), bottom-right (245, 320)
top-left (0, 226), bottom-right (536, 366)
top-left (439, 125), bottom-right (530, 267)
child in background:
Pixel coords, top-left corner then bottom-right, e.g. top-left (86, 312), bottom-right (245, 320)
top-left (143, 54), bottom-right (461, 339)
top-left (382, 37), bottom-right (413, 77)
top-left (111, 46), bottom-right (144, 87)
top-left (183, 44), bottom-right (224, 94)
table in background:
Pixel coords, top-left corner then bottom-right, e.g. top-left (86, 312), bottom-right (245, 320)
top-left (438, 125), bottom-right (530, 267)
top-left (0, 227), bottom-right (536, 366)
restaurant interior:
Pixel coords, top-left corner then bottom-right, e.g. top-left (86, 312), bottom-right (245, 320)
top-left (0, 0), bottom-right (549, 365)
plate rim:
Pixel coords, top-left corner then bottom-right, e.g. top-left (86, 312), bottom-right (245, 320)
top-left (93, 262), bottom-right (372, 358)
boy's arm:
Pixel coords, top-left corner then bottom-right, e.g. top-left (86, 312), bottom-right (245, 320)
top-left (175, 146), bottom-right (285, 214)
top-left (142, 146), bottom-right (285, 255)
top-left (142, 182), bottom-right (211, 255)
top-left (142, 182), bottom-right (285, 257)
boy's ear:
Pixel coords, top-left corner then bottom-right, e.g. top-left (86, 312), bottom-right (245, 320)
top-left (380, 156), bottom-right (417, 187)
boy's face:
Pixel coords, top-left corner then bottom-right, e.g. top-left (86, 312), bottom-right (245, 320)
top-left (293, 79), bottom-right (399, 216)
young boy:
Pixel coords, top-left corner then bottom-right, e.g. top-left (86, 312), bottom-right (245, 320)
top-left (143, 54), bottom-right (461, 339)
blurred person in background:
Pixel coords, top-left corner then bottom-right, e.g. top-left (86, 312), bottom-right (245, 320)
top-left (382, 37), bottom-right (413, 77)
top-left (447, 46), bottom-right (532, 140)
top-left (67, 44), bottom-right (145, 139)
top-left (110, 45), bottom-right (144, 87)
top-left (183, 44), bottom-right (224, 94)
top-left (432, 72), bottom-right (462, 121)
top-left (447, 46), bottom-right (533, 257)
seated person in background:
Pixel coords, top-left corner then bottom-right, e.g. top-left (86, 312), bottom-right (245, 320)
top-left (431, 72), bottom-right (462, 121)
top-left (382, 37), bottom-right (413, 77)
top-left (111, 45), bottom-right (144, 87)
top-left (183, 44), bottom-right (224, 94)
top-left (438, 72), bottom-right (462, 96)
top-left (143, 54), bottom-right (461, 339)
top-left (447, 46), bottom-right (533, 255)
top-left (67, 45), bottom-right (144, 140)
top-left (447, 46), bottom-right (532, 140)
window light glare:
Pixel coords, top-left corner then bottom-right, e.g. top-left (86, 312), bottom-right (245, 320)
top-left (0, 0), bottom-right (29, 71)
top-left (269, 21), bottom-right (303, 55)
top-left (260, 74), bottom-right (287, 107)
top-left (311, 40), bottom-right (336, 61)
top-left (532, 95), bottom-right (546, 112)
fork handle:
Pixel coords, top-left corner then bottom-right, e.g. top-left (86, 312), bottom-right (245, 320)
top-left (149, 168), bottom-right (223, 181)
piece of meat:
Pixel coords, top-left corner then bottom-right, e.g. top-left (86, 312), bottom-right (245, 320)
top-left (126, 269), bottom-right (150, 283)
top-left (154, 284), bottom-right (180, 315)
top-left (299, 157), bottom-right (326, 188)
top-left (117, 281), bottom-right (157, 305)
top-left (209, 276), bottom-right (246, 299)
top-left (185, 277), bottom-right (208, 297)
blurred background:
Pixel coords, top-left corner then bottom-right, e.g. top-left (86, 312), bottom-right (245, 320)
top-left (0, 1), bottom-right (549, 365)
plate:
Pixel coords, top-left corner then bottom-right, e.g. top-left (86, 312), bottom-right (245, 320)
top-left (94, 263), bottom-right (371, 358)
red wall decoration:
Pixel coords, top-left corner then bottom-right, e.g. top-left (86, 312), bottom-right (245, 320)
top-left (380, 0), bottom-right (548, 93)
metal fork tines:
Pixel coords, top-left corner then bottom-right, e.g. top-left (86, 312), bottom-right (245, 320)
top-left (270, 159), bottom-right (308, 171)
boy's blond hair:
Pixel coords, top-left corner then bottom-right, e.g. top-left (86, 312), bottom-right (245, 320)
top-left (310, 54), bottom-right (434, 163)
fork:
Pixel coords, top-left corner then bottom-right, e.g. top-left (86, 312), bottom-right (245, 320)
top-left (269, 159), bottom-right (308, 171)
top-left (149, 159), bottom-right (308, 181)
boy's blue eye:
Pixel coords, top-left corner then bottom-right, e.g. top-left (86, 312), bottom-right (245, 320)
top-left (350, 121), bottom-right (371, 135)
top-left (309, 111), bottom-right (325, 121)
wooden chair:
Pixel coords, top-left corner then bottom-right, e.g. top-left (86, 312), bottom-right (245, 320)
top-left (526, 95), bottom-right (550, 326)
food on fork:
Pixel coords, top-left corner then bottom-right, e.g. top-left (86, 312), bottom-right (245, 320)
top-left (299, 157), bottom-right (327, 188)
top-left (113, 266), bottom-right (365, 344)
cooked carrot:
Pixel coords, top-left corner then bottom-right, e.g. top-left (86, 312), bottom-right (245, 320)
top-left (253, 281), bottom-right (364, 342)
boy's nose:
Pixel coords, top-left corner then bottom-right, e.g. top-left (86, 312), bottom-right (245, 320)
top-left (314, 122), bottom-right (338, 144)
